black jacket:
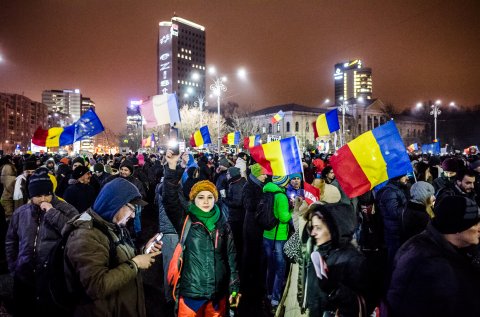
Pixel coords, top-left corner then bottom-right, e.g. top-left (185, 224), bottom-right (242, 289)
top-left (162, 165), bottom-right (240, 299)
top-left (387, 223), bottom-right (480, 317)
top-left (401, 201), bottom-right (430, 243)
top-left (63, 181), bottom-right (97, 213)
top-left (223, 176), bottom-right (246, 223)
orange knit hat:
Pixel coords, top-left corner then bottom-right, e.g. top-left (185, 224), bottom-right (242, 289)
top-left (189, 180), bottom-right (219, 202)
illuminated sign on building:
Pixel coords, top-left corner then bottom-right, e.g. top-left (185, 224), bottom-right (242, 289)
top-left (334, 68), bottom-right (343, 80)
top-left (158, 23), bottom-right (173, 95)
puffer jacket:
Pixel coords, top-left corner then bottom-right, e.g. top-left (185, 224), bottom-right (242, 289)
top-left (5, 197), bottom-right (78, 290)
top-left (223, 176), bottom-right (247, 223)
top-left (64, 209), bottom-right (145, 317)
top-left (263, 182), bottom-right (291, 241)
top-left (163, 165), bottom-right (240, 300)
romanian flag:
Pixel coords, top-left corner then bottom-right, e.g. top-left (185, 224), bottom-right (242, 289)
top-left (243, 135), bottom-right (261, 149)
top-left (222, 131), bottom-right (241, 145)
top-left (32, 108), bottom-right (104, 147)
top-left (190, 126), bottom-right (212, 147)
top-left (250, 136), bottom-right (302, 175)
top-left (304, 182), bottom-right (320, 205)
top-left (271, 110), bottom-right (285, 124)
top-left (330, 121), bottom-right (412, 198)
top-left (407, 143), bottom-right (418, 153)
top-left (313, 109), bottom-right (340, 138)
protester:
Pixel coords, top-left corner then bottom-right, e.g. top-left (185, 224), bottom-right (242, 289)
top-left (5, 168), bottom-right (78, 316)
top-left (92, 162), bottom-right (108, 192)
top-left (286, 173), bottom-right (304, 201)
top-left (401, 181), bottom-right (435, 242)
top-left (163, 150), bottom-right (240, 316)
top-left (13, 160), bottom-right (36, 210)
top-left (433, 157), bottom-right (458, 194)
top-left (64, 178), bottom-right (161, 317)
top-left (387, 195), bottom-right (480, 316)
top-left (0, 155), bottom-right (17, 221)
top-left (235, 152), bottom-right (248, 179)
top-left (63, 165), bottom-right (97, 212)
top-left (436, 168), bottom-right (477, 204)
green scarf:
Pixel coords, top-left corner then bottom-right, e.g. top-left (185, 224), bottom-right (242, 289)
top-left (188, 203), bottom-right (221, 232)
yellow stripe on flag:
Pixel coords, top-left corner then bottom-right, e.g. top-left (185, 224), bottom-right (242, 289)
top-left (348, 131), bottom-right (389, 188)
top-left (315, 114), bottom-right (330, 136)
top-left (45, 127), bottom-right (64, 147)
top-left (193, 130), bottom-right (203, 146)
top-left (261, 141), bottom-right (287, 175)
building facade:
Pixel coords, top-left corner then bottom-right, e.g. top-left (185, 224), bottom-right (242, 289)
top-left (42, 89), bottom-right (82, 120)
top-left (0, 93), bottom-right (48, 153)
top-left (79, 97), bottom-right (96, 153)
top-left (334, 60), bottom-right (372, 103)
top-left (158, 16), bottom-right (206, 107)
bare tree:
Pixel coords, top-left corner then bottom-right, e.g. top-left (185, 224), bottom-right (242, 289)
top-left (178, 105), bottom-right (226, 146)
top-left (381, 102), bottom-right (397, 119)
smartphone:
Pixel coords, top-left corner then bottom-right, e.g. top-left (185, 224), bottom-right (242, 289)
top-left (168, 139), bottom-right (179, 155)
top-left (145, 233), bottom-right (163, 254)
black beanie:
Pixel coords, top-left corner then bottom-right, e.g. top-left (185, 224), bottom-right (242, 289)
top-left (432, 196), bottom-right (480, 234)
top-left (120, 161), bottom-right (134, 174)
top-left (72, 157), bottom-right (85, 166)
top-left (28, 168), bottom-right (53, 198)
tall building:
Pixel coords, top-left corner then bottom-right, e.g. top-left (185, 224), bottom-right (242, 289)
top-left (0, 93), bottom-right (48, 153)
top-left (42, 89), bottom-right (82, 120)
top-left (158, 16), bottom-right (206, 107)
top-left (334, 60), bottom-right (372, 103)
top-left (79, 97), bottom-right (96, 153)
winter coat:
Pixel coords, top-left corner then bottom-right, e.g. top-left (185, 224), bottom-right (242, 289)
top-left (64, 209), bottom-right (146, 317)
top-left (375, 180), bottom-right (408, 267)
top-left (387, 223), bottom-right (480, 317)
top-left (143, 160), bottom-right (162, 186)
top-left (1, 162), bottom-right (17, 216)
top-left (263, 182), bottom-right (291, 241)
top-left (162, 165), bottom-right (240, 300)
top-left (103, 174), bottom-right (146, 199)
top-left (223, 176), bottom-right (247, 223)
top-left (63, 181), bottom-right (97, 213)
top-left (215, 169), bottom-right (228, 196)
top-left (234, 157), bottom-right (247, 179)
top-left (436, 182), bottom-right (477, 205)
top-left (5, 197), bottom-right (78, 298)
top-left (298, 203), bottom-right (371, 317)
top-left (400, 201), bottom-right (430, 243)
top-left (432, 174), bottom-right (452, 195)
top-left (13, 173), bottom-right (29, 209)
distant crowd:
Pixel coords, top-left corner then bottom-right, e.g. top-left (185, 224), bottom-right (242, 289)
top-left (0, 149), bottom-right (479, 317)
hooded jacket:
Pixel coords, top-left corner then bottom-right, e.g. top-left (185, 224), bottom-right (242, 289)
top-left (263, 182), bottom-right (291, 241)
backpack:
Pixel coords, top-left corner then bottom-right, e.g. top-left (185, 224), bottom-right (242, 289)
top-left (47, 218), bottom-right (118, 315)
top-left (167, 215), bottom-right (192, 302)
top-left (255, 192), bottom-right (279, 231)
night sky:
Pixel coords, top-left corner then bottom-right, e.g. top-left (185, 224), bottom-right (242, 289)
top-left (1, 0), bottom-right (479, 133)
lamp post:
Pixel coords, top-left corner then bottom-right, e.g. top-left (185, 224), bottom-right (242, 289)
top-left (416, 100), bottom-right (455, 142)
top-left (337, 97), bottom-right (349, 146)
top-left (194, 95), bottom-right (208, 127)
top-left (210, 76), bottom-right (227, 153)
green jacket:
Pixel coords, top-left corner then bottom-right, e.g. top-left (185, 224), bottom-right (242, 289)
top-left (263, 182), bottom-right (291, 241)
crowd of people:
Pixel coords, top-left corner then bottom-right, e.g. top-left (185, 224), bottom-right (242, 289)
top-left (0, 148), bottom-right (479, 317)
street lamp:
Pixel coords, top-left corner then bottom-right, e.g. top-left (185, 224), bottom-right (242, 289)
top-left (337, 97), bottom-right (349, 146)
top-left (210, 75), bottom-right (227, 153)
top-left (417, 100), bottom-right (455, 142)
top-left (194, 95), bottom-right (208, 127)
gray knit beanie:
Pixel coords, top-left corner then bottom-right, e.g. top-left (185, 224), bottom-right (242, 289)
top-left (410, 181), bottom-right (435, 205)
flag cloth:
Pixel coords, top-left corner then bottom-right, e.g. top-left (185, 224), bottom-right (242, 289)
top-left (74, 108), bottom-right (105, 142)
top-left (250, 136), bottom-right (302, 176)
top-left (304, 182), bottom-right (320, 205)
top-left (150, 132), bottom-right (155, 148)
top-left (313, 109), bottom-right (340, 138)
top-left (422, 142), bottom-right (440, 154)
top-left (271, 110), bottom-right (285, 124)
top-left (330, 121), bottom-right (413, 198)
top-left (243, 135), bottom-right (261, 148)
top-left (31, 108), bottom-right (104, 147)
top-left (141, 94), bottom-right (180, 128)
top-left (222, 131), bottom-right (241, 145)
top-left (407, 143), bottom-right (418, 153)
top-left (142, 137), bottom-right (151, 148)
top-left (190, 126), bottom-right (212, 147)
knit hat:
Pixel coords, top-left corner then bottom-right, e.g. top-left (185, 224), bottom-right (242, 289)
top-left (93, 163), bottom-right (104, 173)
top-left (72, 157), bottom-right (85, 166)
top-left (60, 157), bottom-right (70, 165)
top-left (189, 180), bottom-right (219, 202)
top-left (93, 178), bottom-right (147, 222)
top-left (470, 160), bottom-right (480, 171)
top-left (432, 196), bottom-right (480, 234)
top-left (272, 175), bottom-right (290, 188)
top-left (218, 157), bottom-right (230, 168)
top-left (72, 166), bottom-right (91, 180)
top-left (28, 168), bottom-right (53, 198)
top-left (320, 184), bottom-right (341, 204)
top-left (250, 163), bottom-right (267, 178)
top-left (228, 167), bottom-right (241, 179)
top-left (290, 173), bottom-right (302, 180)
top-left (23, 160), bottom-right (37, 171)
top-left (120, 161), bottom-right (134, 174)
top-left (441, 158), bottom-right (458, 172)
top-left (410, 181), bottom-right (435, 205)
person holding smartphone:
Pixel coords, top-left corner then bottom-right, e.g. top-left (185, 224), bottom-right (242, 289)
top-left (64, 178), bottom-right (162, 317)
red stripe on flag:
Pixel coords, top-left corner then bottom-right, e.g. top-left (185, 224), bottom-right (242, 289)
top-left (32, 127), bottom-right (48, 146)
top-left (312, 121), bottom-right (319, 139)
top-left (250, 144), bottom-right (273, 174)
top-left (330, 145), bottom-right (372, 198)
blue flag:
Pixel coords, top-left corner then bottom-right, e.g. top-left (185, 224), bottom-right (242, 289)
top-left (74, 108), bottom-right (105, 142)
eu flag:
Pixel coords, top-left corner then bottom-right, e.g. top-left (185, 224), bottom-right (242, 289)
top-left (74, 108), bottom-right (105, 142)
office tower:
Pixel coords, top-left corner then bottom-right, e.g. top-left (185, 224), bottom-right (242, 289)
top-left (334, 60), bottom-right (372, 103)
top-left (158, 16), bottom-right (206, 107)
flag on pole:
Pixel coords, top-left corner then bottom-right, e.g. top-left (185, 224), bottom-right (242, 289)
top-left (271, 110), bottom-right (285, 124)
top-left (243, 135), bottom-right (261, 149)
top-left (141, 94), bottom-right (180, 128)
top-left (32, 108), bottom-right (104, 147)
top-left (407, 143), bottom-right (418, 153)
top-left (222, 131), bottom-right (241, 145)
top-left (330, 121), bottom-right (413, 198)
top-left (250, 136), bottom-right (302, 175)
top-left (304, 182), bottom-right (320, 205)
top-left (190, 126), bottom-right (212, 147)
top-left (312, 109), bottom-right (340, 139)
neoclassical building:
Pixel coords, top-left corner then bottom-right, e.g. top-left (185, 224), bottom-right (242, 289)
top-left (249, 100), bottom-right (429, 151)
